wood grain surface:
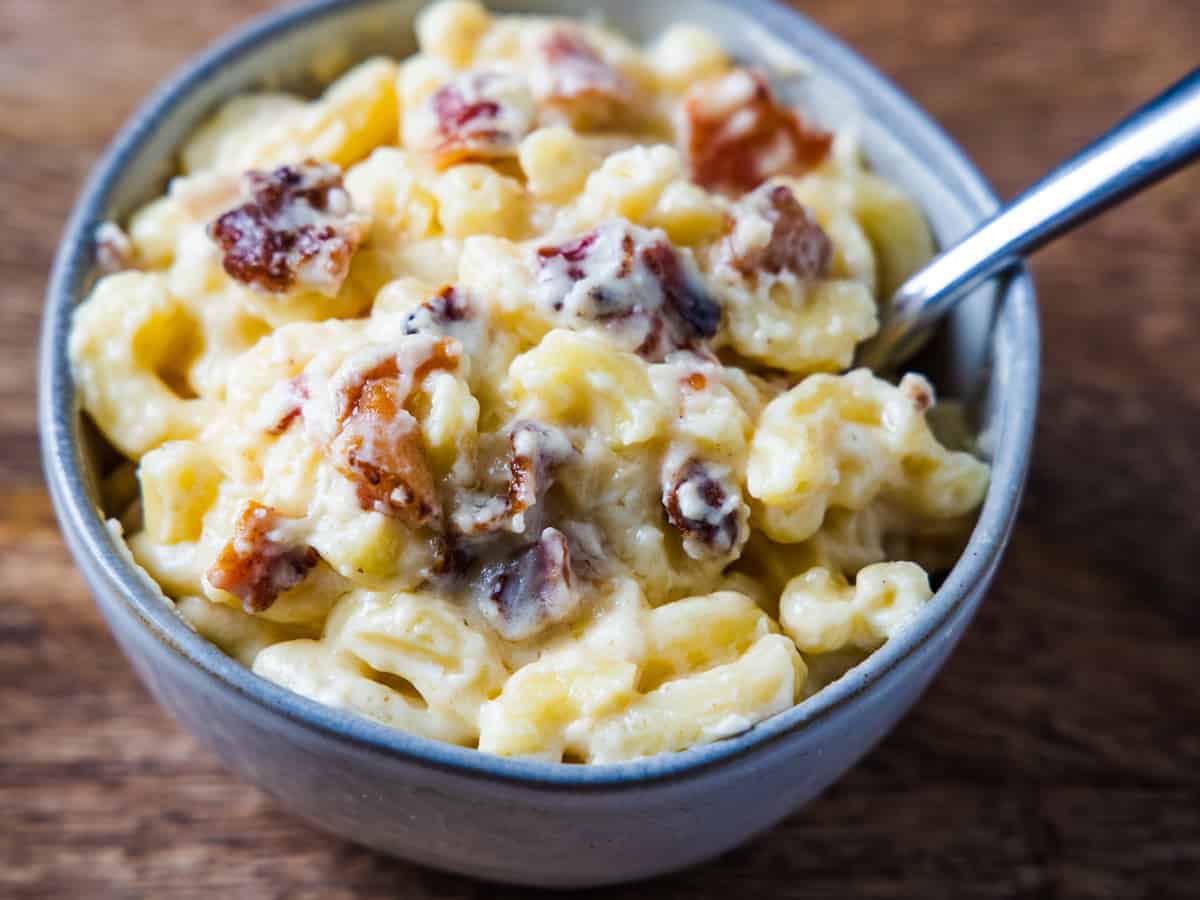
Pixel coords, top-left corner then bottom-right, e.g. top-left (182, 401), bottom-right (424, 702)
top-left (2, 1), bottom-right (1199, 897)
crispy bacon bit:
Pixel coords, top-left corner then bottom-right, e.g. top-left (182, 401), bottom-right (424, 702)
top-left (333, 337), bottom-right (461, 427)
top-left (681, 68), bottom-right (832, 195)
top-left (329, 337), bottom-right (461, 524)
top-left (208, 160), bottom-right (365, 295)
top-left (403, 285), bottom-right (471, 335)
top-left (632, 311), bottom-right (667, 360)
top-left (535, 220), bottom-right (721, 361)
top-left (435, 88), bottom-right (500, 131)
top-left (264, 376), bottom-right (310, 435)
top-left (207, 502), bottom-right (319, 613)
top-left (95, 221), bottom-right (137, 273)
top-left (535, 231), bottom-right (599, 291)
top-left (725, 184), bottom-right (832, 279)
top-left (399, 285), bottom-right (486, 360)
top-left (333, 379), bottom-right (440, 524)
top-left (662, 457), bottom-right (747, 560)
top-left (478, 527), bottom-right (578, 641)
top-left (641, 240), bottom-right (721, 338)
top-left (432, 530), bottom-right (473, 579)
top-left (427, 71), bottom-right (534, 170)
top-left (507, 422), bottom-right (572, 523)
top-left (535, 28), bottom-right (630, 119)
top-left (452, 421), bottom-right (574, 536)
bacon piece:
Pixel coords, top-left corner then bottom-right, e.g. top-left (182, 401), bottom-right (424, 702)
top-left (333, 337), bottom-right (461, 427)
top-left (681, 68), bottom-right (832, 195)
top-left (208, 160), bottom-right (365, 295)
top-left (333, 381), bottom-right (439, 523)
top-left (535, 220), bottom-right (721, 361)
top-left (535, 28), bottom-right (630, 119)
top-left (432, 530), bottom-right (473, 580)
top-left (724, 183), bottom-right (832, 279)
top-left (400, 285), bottom-right (488, 360)
top-left (329, 337), bottom-right (460, 524)
top-left (641, 240), bottom-right (721, 339)
top-left (452, 422), bottom-right (573, 537)
top-left (506, 422), bottom-right (572, 523)
top-left (478, 527), bottom-right (578, 640)
top-left (207, 502), bottom-right (319, 613)
top-left (662, 457), bottom-right (747, 560)
top-left (630, 310), bottom-right (668, 361)
top-left (535, 225), bottom-right (635, 320)
top-left (262, 376), bottom-right (310, 435)
top-left (535, 231), bottom-right (600, 297)
top-left (427, 71), bottom-right (535, 170)
top-left (402, 285), bottom-right (471, 335)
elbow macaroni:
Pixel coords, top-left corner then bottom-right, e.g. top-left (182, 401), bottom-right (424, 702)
top-left (69, 1), bottom-right (988, 763)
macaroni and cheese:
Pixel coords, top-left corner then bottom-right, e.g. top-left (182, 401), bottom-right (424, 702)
top-left (71, 1), bottom-right (989, 763)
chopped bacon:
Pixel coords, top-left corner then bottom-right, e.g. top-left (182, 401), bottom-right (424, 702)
top-left (333, 337), bottom-right (461, 427)
top-left (506, 422), bottom-right (571, 523)
top-left (435, 89), bottom-right (501, 132)
top-left (535, 28), bottom-right (630, 118)
top-left (208, 160), bottom-right (365, 295)
top-left (478, 527), bottom-right (578, 640)
top-left (332, 379), bottom-right (440, 524)
top-left (264, 376), bottom-right (310, 435)
top-left (724, 184), bottom-right (832, 280)
top-left (535, 220), bottom-right (721, 361)
top-left (403, 285), bottom-right (471, 335)
top-left (329, 337), bottom-right (460, 524)
top-left (535, 231), bottom-right (601, 294)
top-left (207, 502), bottom-right (319, 613)
top-left (453, 422), bottom-right (574, 536)
top-left (662, 457), bottom-right (747, 560)
top-left (641, 240), bottom-right (721, 338)
top-left (427, 71), bottom-right (534, 170)
top-left (432, 530), bottom-right (473, 580)
top-left (94, 221), bottom-right (137, 273)
top-left (681, 68), bottom-right (832, 195)
top-left (631, 310), bottom-right (667, 360)
top-left (399, 285), bottom-right (489, 360)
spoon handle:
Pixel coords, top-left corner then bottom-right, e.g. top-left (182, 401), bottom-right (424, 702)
top-left (860, 66), bottom-right (1200, 369)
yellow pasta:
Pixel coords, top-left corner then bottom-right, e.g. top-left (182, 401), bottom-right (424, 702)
top-left (781, 562), bottom-right (932, 654)
top-left (586, 634), bottom-right (804, 763)
top-left (69, 272), bottom-right (209, 457)
top-left (183, 58), bottom-right (399, 174)
top-left (506, 329), bottom-right (667, 447)
top-left (138, 441), bottom-right (222, 544)
top-left (518, 126), bottom-right (597, 202)
top-left (747, 370), bottom-right (989, 543)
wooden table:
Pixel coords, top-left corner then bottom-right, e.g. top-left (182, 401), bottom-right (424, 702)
top-left (3, 1), bottom-right (1198, 896)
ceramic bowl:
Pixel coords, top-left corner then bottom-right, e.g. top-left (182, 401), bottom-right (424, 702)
top-left (39, 0), bottom-right (1038, 887)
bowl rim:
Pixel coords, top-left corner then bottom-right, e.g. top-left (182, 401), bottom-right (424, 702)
top-left (39, 0), bottom-right (1039, 789)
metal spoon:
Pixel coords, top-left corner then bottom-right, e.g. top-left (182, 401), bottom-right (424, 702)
top-left (856, 67), bottom-right (1200, 370)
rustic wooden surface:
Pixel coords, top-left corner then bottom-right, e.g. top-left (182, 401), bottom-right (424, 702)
top-left (2, 1), bottom-right (1199, 897)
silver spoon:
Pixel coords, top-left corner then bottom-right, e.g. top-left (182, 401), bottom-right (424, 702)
top-left (856, 67), bottom-right (1200, 370)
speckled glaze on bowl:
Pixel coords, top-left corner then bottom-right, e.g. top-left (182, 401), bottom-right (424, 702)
top-left (39, 0), bottom-right (1038, 887)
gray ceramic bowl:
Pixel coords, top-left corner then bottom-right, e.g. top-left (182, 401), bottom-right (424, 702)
top-left (39, 0), bottom-right (1038, 887)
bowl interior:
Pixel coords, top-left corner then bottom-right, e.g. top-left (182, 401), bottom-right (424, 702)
top-left (40, 0), bottom-right (1038, 784)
